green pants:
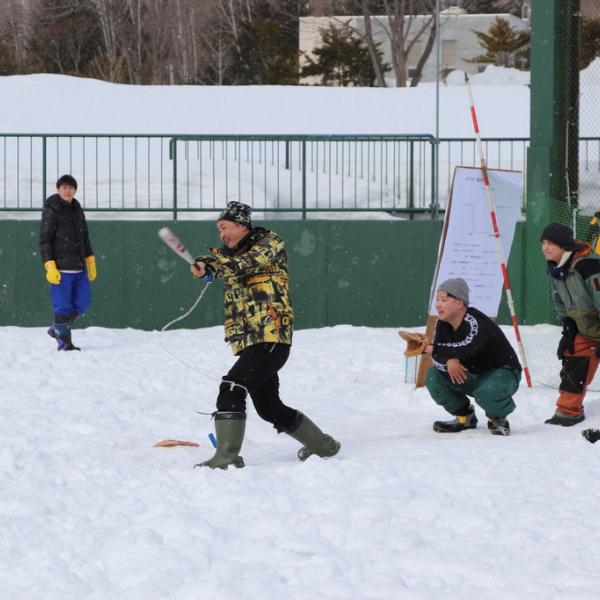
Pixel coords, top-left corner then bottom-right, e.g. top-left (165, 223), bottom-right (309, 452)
top-left (425, 366), bottom-right (520, 418)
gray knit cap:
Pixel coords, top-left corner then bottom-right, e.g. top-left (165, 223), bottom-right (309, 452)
top-left (438, 278), bottom-right (470, 306)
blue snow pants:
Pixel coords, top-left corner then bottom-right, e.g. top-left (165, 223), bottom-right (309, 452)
top-left (49, 271), bottom-right (92, 318)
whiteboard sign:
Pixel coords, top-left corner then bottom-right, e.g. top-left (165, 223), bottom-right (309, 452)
top-left (430, 166), bottom-right (522, 318)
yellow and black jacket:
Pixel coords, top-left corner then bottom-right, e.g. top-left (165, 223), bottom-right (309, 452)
top-left (199, 227), bottom-right (293, 355)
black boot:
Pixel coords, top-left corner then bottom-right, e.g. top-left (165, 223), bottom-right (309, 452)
top-left (286, 413), bottom-right (340, 461)
top-left (194, 412), bottom-right (246, 469)
top-left (582, 429), bottom-right (600, 443)
top-left (50, 316), bottom-right (80, 351)
top-left (433, 405), bottom-right (478, 433)
top-left (56, 329), bottom-right (80, 351)
top-left (487, 416), bottom-right (510, 436)
top-left (545, 412), bottom-right (585, 426)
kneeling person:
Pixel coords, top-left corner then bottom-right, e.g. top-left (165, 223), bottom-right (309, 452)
top-left (425, 278), bottom-right (521, 436)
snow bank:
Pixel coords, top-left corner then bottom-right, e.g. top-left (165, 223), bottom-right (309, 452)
top-left (0, 72), bottom-right (530, 137)
top-left (446, 63), bottom-right (530, 86)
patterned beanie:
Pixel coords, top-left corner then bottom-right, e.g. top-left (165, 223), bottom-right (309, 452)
top-left (218, 201), bottom-right (252, 228)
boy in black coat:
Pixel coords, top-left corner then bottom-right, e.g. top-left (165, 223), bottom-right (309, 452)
top-left (39, 175), bottom-right (96, 350)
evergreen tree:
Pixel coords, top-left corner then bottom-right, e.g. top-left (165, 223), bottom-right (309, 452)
top-left (300, 22), bottom-right (386, 87)
top-left (230, 4), bottom-right (299, 85)
top-left (470, 16), bottom-right (530, 69)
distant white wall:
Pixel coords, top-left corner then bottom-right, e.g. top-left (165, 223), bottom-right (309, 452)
top-left (299, 13), bottom-right (530, 86)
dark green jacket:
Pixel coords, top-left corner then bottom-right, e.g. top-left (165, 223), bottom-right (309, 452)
top-left (549, 244), bottom-right (600, 340)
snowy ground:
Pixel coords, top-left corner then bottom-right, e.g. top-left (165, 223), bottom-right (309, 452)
top-left (2, 324), bottom-right (600, 600)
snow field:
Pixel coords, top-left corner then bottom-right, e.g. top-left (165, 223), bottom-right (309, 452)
top-left (1, 324), bottom-right (600, 599)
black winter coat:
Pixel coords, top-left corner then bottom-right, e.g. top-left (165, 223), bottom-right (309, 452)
top-left (39, 194), bottom-right (93, 270)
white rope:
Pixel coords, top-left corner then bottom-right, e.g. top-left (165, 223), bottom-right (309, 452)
top-left (160, 281), bottom-right (213, 334)
top-left (158, 281), bottom-right (249, 403)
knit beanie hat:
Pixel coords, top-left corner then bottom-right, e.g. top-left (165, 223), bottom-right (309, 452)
top-left (438, 277), bottom-right (470, 306)
top-left (218, 201), bottom-right (252, 228)
top-left (540, 222), bottom-right (576, 250)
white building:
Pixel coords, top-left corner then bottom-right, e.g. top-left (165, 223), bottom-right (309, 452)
top-left (299, 8), bottom-right (530, 86)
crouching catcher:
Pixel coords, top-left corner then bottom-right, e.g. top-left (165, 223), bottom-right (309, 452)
top-left (425, 278), bottom-right (522, 436)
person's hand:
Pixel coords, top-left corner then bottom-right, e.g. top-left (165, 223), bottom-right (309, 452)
top-left (446, 358), bottom-right (468, 384)
top-left (44, 260), bottom-right (61, 285)
top-left (557, 317), bottom-right (577, 359)
top-left (190, 261), bottom-right (206, 278)
top-left (85, 255), bottom-right (97, 281)
top-left (424, 344), bottom-right (433, 354)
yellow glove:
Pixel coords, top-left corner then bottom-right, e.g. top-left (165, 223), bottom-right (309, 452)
top-left (86, 255), bottom-right (97, 282)
top-left (44, 260), bottom-right (61, 285)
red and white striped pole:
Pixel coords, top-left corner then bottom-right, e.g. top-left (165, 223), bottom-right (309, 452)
top-left (465, 73), bottom-right (532, 387)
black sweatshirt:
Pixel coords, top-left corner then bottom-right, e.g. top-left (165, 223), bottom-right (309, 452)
top-left (432, 307), bottom-right (521, 375)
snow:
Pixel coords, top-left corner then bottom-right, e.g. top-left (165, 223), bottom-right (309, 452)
top-left (446, 64), bottom-right (530, 86)
top-left (2, 322), bottom-right (600, 599)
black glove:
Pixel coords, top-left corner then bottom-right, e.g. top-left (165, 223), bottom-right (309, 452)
top-left (582, 429), bottom-right (600, 444)
top-left (557, 317), bottom-right (577, 360)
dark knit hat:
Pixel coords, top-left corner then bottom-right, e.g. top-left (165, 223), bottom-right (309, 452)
top-left (540, 222), bottom-right (576, 250)
top-left (218, 201), bottom-right (252, 228)
top-left (438, 277), bottom-right (470, 306)
top-left (56, 174), bottom-right (78, 190)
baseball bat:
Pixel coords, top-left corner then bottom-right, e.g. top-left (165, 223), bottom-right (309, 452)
top-left (158, 227), bottom-right (195, 265)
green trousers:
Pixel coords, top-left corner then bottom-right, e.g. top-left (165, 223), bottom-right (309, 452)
top-left (425, 366), bottom-right (520, 418)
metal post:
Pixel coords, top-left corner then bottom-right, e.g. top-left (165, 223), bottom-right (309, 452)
top-left (42, 136), bottom-right (47, 204)
top-left (301, 140), bottom-right (307, 220)
top-left (171, 138), bottom-right (178, 221)
top-left (434, 0), bottom-right (441, 219)
top-left (409, 140), bottom-right (415, 217)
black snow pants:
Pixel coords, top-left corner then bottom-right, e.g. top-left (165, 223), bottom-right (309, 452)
top-left (216, 343), bottom-right (299, 432)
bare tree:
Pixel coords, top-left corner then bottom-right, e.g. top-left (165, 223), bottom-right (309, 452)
top-left (88, 0), bottom-right (128, 81)
top-left (123, 0), bottom-right (144, 83)
top-left (0, 0), bottom-right (33, 71)
top-left (361, 0), bottom-right (387, 86)
top-left (363, 0), bottom-right (437, 87)
top-left (329, 0), bottom-right (436, 86)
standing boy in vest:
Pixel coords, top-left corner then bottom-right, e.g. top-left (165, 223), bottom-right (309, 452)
top-left (541, 222), bottom-right (600, 426)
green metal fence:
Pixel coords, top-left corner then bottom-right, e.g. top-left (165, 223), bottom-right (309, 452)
top-left (1, 133), bottom-right (597, 218)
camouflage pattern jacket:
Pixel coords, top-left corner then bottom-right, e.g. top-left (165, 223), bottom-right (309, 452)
top-left (199, 227), bottom-right (293, 355)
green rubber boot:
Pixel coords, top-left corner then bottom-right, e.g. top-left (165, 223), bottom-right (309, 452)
top-left (194, 412), bottom-right (246, 469)
top-left (287, 413), bottom-right (340, 461)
